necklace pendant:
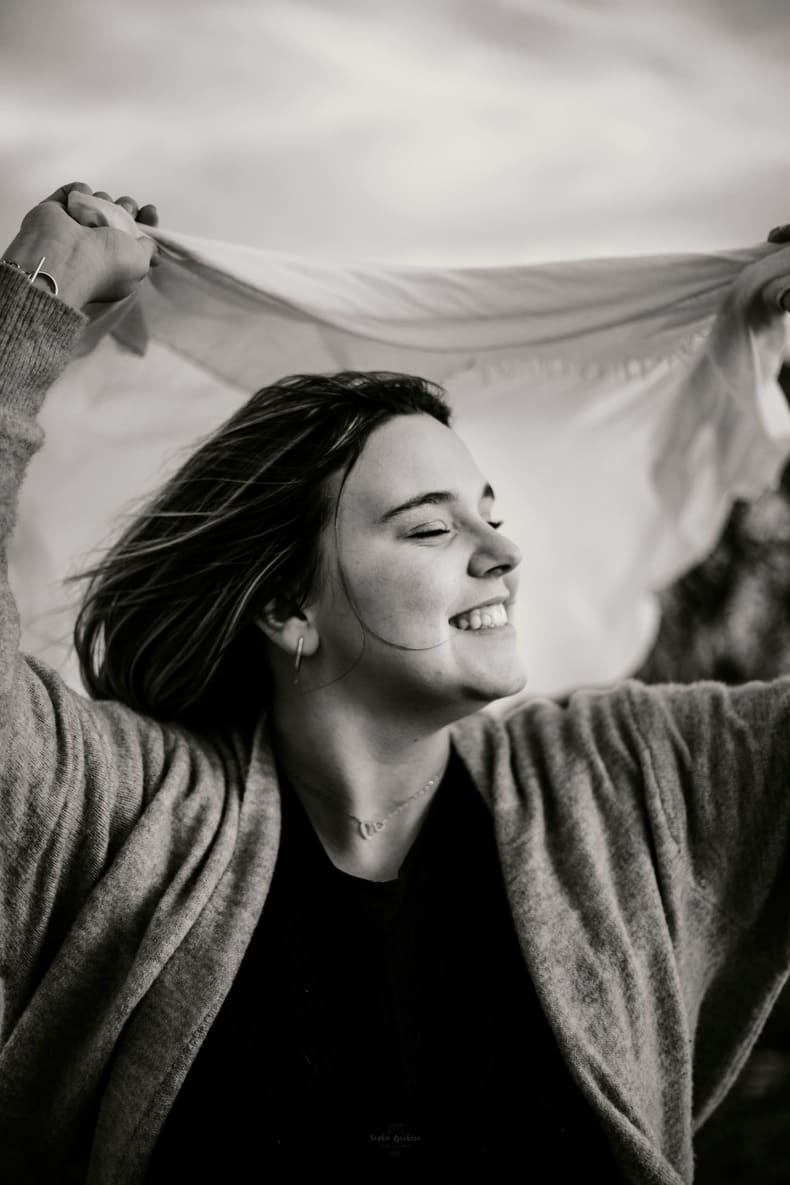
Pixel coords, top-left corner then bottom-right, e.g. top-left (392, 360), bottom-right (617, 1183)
top-left (359, 819), bottom-right (386, 839)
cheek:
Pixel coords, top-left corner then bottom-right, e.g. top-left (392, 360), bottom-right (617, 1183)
top-left (343, 551), bottom-right (453, 645)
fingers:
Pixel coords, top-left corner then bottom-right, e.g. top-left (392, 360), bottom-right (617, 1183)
top-left (115, 195), bottom-right (138, 218)
top-left (112, 196), bottom-right (159, 229)
top-left (40, 185), bottom-right (159, 226)
top-left (137, 203), bottom-right (159, 228)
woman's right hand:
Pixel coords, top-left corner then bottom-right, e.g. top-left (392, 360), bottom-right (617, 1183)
top-left (2, 182), bottom-right (159, 311)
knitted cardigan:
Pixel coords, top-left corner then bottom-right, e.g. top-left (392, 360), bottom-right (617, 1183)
top-left (1, 264), bottom-right (790, 1185)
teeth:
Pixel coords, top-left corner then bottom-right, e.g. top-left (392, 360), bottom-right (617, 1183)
top-left (451, 602), bottom-right (508, 631)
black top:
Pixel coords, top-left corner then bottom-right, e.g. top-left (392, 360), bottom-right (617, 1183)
top-left (147, 752), bottom-right (621, 1182)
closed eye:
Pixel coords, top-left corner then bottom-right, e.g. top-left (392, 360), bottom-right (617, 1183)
top-left (409, 519), bottom-right (502, 539)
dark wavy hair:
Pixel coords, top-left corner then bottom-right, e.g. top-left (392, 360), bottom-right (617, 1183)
top-left (71, 371), bottom-right (451, 731)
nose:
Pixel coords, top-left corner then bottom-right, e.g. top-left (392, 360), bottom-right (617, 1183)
top-left (469, 523), bottom-right (522, 579)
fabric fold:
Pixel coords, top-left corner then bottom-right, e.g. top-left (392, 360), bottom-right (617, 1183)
top-left (13, 212), bottom-right (790, 698)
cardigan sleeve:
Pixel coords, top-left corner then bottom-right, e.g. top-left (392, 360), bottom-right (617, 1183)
top-left (498, 676), bottom-right (790, 1127)
top-left (617, 677), bottom-right (790, 911)
top-left (502, 674), bottom-right (790, 917)
top-left (619, 677), bottom-right (790, 1120)
top-left (0, 265), bottom-right (211, 1018)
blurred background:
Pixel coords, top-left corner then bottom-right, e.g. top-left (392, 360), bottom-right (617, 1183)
top-left (4, 0), bottom-right (790, 1179)
top-left (3, 0), bottom-right (790, 262)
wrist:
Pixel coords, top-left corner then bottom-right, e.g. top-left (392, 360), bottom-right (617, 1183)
top-left (2, 231), bottom-right (97, 310)
top-left (0, 256), bottom-right (58, 298)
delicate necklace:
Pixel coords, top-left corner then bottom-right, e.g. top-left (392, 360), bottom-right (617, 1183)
top-left (289, 768), bottom-right (445, 840)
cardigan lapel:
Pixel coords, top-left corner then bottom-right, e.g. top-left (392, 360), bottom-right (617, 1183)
top-left (450, 714), bottom-right (691, 1185)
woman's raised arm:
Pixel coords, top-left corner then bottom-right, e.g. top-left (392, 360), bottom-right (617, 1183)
top-left (0, 186), bottom-right (215, 1032)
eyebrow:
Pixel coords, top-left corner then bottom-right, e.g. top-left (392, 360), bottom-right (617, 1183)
top-left (379, 483), bottom-right (496, 523)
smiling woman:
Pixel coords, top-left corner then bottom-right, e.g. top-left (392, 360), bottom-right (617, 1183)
top-left (287, 415), bottom-right (524, 704)
top-left (72, 372), bottom-right (458, 727)
top-left (71, 375), bottom-right (527, 883)
top-left (5, 186), bottom-right (790, 1185)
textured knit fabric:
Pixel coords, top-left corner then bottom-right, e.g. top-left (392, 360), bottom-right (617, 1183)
top-left (2, 266), bottom-right (790, 1185)
top-left (146, 754), bottom-right (620, 1182)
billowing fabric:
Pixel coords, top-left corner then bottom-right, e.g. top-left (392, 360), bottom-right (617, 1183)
top-left (12, 200), bottom-right (790, 698)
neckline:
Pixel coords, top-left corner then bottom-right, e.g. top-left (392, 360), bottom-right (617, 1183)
top-left (276, 751), bottom-right (458, 888)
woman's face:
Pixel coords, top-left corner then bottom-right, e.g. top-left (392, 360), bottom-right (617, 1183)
top-left (306, 413), bottom-right (525, 719)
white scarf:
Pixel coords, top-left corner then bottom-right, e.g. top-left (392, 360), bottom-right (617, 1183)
top-left (14, 193), bottom-right (790, 699)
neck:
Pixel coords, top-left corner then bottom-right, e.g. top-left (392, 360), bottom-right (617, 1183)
top-left (272, 693), bottom-right (451, 810)
top-left (269, 692), bottom-right (452, 860)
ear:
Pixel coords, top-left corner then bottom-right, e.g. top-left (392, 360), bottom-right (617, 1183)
top-left (254, 596), bottom-right (320, 660)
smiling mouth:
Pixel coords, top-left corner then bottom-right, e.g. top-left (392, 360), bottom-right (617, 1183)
top-left (449, 602), bottom-right (510, 631)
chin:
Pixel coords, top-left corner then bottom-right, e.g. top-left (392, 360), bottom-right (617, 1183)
top-left (448, 630), bottom-right (526, 702)
top-left (459, 665), bottom-right (528, 707)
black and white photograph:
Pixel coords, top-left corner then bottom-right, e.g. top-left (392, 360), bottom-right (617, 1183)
top-left (2, 1), bottom-right (790, 1181)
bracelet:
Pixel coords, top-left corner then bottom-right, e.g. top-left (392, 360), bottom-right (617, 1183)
top-left (0, 256), bottom-right (59, 299)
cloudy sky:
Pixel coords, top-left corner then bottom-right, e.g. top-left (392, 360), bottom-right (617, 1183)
top-left (2, 0), bottom-right (789, 264)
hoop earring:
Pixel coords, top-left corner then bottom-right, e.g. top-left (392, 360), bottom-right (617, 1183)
top-left (293, 636), bottom-right (305, 686)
